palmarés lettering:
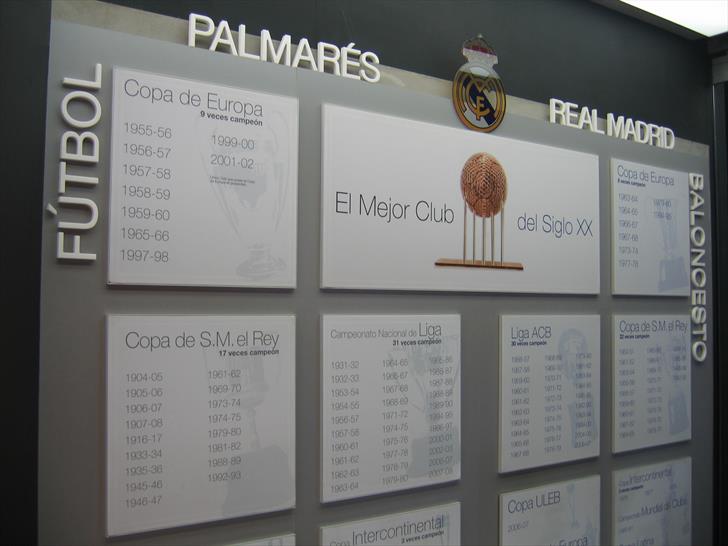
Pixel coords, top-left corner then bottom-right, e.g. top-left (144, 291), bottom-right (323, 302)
top-left (188, 13), bottom-right (381, 83)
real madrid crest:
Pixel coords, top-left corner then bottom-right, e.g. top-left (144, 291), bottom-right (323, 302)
top-left (452, 35), bottom-right (506, 133)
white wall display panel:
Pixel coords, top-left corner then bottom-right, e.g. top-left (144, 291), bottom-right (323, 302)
top-left (321, 315), bottom-right (461, 502)
top-left (106, 315), bottom-right (295, 536)
top-left (320, 502), bottom-right (461, 546)
top-left (613, 315), bottom-right (691, 453)
top-left (109, 68), bottom-right (298, 287)
top-left (233, 533), bottom-right (295, 546)
top-left (321, 104), bottom-right (599, 294)
top-left (40, 16), bottom-right (715, 546)
top-left (499, 315), bottom-right (600, 473)
top-left (611, 158), bottom-right (689, 296)
top-left (500, 475), bottom-right (600, 546)
top-left (613, 458), bottom-right (691, 546)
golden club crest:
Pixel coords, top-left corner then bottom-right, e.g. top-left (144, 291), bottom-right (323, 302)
top-left (452, 35), bottom-right (506, 133)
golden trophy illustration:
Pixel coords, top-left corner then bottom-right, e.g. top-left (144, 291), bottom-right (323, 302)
top-left (436, 152), bottom-right (523, 269)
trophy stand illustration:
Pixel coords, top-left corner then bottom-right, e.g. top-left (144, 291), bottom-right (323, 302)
top-left (436, 152), bottom-right (523, 270)
top-left (202, 349), bottom-right (293, 515)
top-left (199, 112), bottom-right (291, 281)
top-left (559, 328), bottom-right (597, 449)
top-left (666, 333), bottom-right (689, 435)
top-left (404, 340), bottom-right (461, 479)
top-left (654, 197), bottom-right (687, 291)
top-left (566, 483), bottom-right (578, 528)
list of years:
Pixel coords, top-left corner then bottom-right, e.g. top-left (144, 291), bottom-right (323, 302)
top-left (121, 368), bottom-right (165, 512)
top-left (613, 315), bottom-right (691, 453)
top-left (499, 315), bottom-right (600, 473)
top-left (321, 315), bottom-right (461, 502)
top-left (611, 158), bottom-right (689, 296)
top-left (115, 122), bottom-right (174, 267)
top-left (107, 315), bottom-right (295, 536)
top-left (615, 188), bottom-right (640, 271)
top-left (109, 68), bottom-right (298, 288)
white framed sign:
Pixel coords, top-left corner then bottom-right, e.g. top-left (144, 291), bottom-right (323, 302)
top-left (321, 315), bottom-right (461, 502)
top-left (500, 475), bottom-right (600, 546)
top-left (320, 503), bottom-right (461, 546)
top-left (233, 534), bottom-right (295, 546)
top-left (613, 458), bottom-right (691, 546)
top-left (611, 158), bottom-right (689, 296)
top-left (106, 315), bottom-right (295, 536)
top-left (499, 315), bottom-right (600, 473)
top-left (109, 67), bottom-right (298, 287)
top-left (613, 315), bottom-right (691, 453)
top-left (321, 104), bottom-right (599, 293)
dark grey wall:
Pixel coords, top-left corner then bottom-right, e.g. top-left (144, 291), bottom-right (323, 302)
top-left (107, 0), bottom-right (713, 145)
top-left (713, 81), bottom-right (728, 545)
top-left (1, 1), bottom-right (49, 544)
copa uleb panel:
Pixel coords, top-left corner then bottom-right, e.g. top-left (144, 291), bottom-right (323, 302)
top-left (321, 315), bottom-right (461, 502)
top-left (500, 476), bottom-right (600, 546)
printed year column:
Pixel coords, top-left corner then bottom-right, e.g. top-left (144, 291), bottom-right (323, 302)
top-left (117, 120), bottom-right (174, 267)
top-left (379, 354), bottom-right (410, 488)
top-left (122, 369), bottom-right (166, 511)
top-left (328, 359), bottom-right (362, 497)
